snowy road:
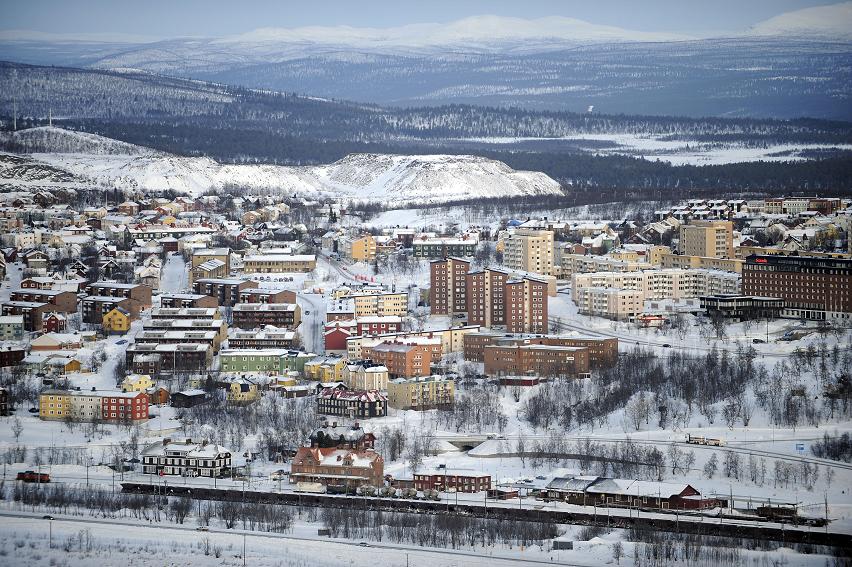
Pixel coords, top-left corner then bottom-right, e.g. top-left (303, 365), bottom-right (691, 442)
top-left (0, 511), bottom-right (586, 566)
top-left (297, 292), bottom-right (326, 354)
top-left (159, 252), bottom-right (188, 294)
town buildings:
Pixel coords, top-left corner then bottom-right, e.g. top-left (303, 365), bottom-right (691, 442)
top-left (387, 375), bottom-right (455, 410)
top-left (430, 258), bottom-right (549, 334)
top-left (242, 254), bottom-right (316, 273)
top-left (742, 255), bottom-right (852, 320)
top-left (503, 227), bottom-right (555, 276)
top-left (232, 303), bottom-right (301, 329)
top-left (316, 388), bottom-right (388, 419)
top-left (39, 389), bottom-right (149, 423)
top-left (142, 438), bottom-right (231, 477)
top-left (678, 220), bottom-right (734, 259)
top-left (291, 447), bottom-right (384, 488)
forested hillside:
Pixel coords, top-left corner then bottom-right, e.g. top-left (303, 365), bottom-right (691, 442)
top-left (2, 61), bottom-right (852, 196)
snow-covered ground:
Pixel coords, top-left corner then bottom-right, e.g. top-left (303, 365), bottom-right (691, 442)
top-left (453, 133), bottom-right (852, 166)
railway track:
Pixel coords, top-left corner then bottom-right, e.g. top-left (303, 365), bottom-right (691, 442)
top-left (121, 481), bottom-right (851, 549)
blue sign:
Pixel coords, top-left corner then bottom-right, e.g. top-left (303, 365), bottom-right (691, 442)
top-left (795, 443), bottom-right (805, 453)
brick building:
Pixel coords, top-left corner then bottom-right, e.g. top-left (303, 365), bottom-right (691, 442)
top-left (483, 343), bottom-right (590, 378)
top-left (232, 303), bottom-right (301, 329)
top-left (360, 339), bottom-right (440, 378)
top-left (463, 332), bottom-right (618, 368)
top-left (430, 258), bottom-right (548, 334)
top-left (9, 289), bottom-right (77, 313)
top-left (159, 294), bottom-right (219, 309)
top-left (193, 278), bottom-right (257, 307)
top-left (290, 447), bottom-right (384, 488)
top-left (237, 288), bottom-right (297, 304)
top-left (742, 255), bottom-right (851, 321)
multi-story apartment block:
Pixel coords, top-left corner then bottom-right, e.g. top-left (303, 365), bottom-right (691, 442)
top-left (316, 388), bottom-right (387, 419)
top-left (190, 259), bottom-right (227, 284)
top-left (387, 375), bottom-right (455, 410)
top-left (0, 315), bottom-right (24, 340)
top-left (346, 325), bottom-right (480, 359)
top-left (191, 248), bottom-right (231, 273)
top-left (135, 330), bottom-right (223, 353)
top-left (237, 288), bottom-right (297, 304)
top-left (84, 282), bottom-right (152, 310)
top-left (412, 235), bottom-right (478, 258)
top-left (242, 254), bottom-right (316, 273)
top-left (142, 438), bottom-right (231, 477)
top-left (505, 276), bottom-right (549, 334)
top-left (39, 389), bottom-right (149, 423)
top-left (356, 315), bottom-right (403, 336)
top-left (430, 259), bottom-right (549, 334)
top-left (678, 220), bottom-right (734, 259)
top-left (227, 328), bottom-right (296, 349)
top-left (341, 234), bottom-right (377, 262)
top-left (143, 318), bottom-right (227, 343)
top-left (291, 447), bottom-right (384, 488)
top-left (2, 301), bottom-right (52, 332)
top-left (361, 339), bottom-right (441, 378)
top-left (429, 257), bottom-right (471, 315)
top-left (231, 303), bottom-right (301, 329)
top-left (9, 289), bottom-right (77, 313)
top-left (342, 360), bottom-right (389, 391)
top-left (350, 292), bottom-right (408, 317)
top-left (81, 296), bottom-right (136, 325)
top-left (559, 253), bottom-right (652, 279)
top-left (463, 332), bottom-right (618, 368)
top-left (219, 349), bottom-right (290, 374)
top-left (159, 294), bottom-right (219, 309)
top-left (659, 252), bottom-right (743, 273)
top-left (503, 228), bottom-right (555, 276)
top-left (742, 255), bottom-right (851, 320)
top-left (125, 343), bottom-right (212, 375)
top-left (149, 307), bottom-right (220, 320)
top-left (193, 278), bottom-right (256, 307)
top-left (574, 287), bottom-right (646, 320)
top-left (484, 343), bottom-right (590, 378)
top-left (572, 268), bottom-right (740, 304)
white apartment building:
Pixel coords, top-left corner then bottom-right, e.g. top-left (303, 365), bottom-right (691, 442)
top-left (572, 268), bottom-right (740, 318)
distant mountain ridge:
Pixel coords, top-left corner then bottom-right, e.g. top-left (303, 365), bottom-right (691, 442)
top-left (1, 8), bottom-right (850, 119)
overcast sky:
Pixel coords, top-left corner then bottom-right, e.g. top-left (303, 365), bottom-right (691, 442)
top-left (2, 0), bottom-right (846, 38)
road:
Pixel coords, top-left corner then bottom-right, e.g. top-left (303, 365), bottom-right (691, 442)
top-left (297, 292), bottom-right (326, 354)
top-left (160, 252), bottom-right (188, 294)
top-left (0, 510), bottom-right (588, 566)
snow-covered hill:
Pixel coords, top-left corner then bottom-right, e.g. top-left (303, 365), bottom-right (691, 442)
top-left (4, 128), bottom-right (563, 205)
top-left (749, 2), bottom-right (852, 41)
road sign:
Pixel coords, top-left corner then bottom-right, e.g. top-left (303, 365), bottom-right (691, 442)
top-left (795, 443), bottom-right (805, 454)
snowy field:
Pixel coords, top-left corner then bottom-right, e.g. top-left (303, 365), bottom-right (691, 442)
top-left (452, 133), bottom-right (852, 166)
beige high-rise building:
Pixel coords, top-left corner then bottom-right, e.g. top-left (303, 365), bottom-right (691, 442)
top-left (504, 228), bottom-right (554, 276)
top-left (678, 221), bottom-right (733, 259)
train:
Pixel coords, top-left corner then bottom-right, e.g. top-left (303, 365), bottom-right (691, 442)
top-left (686, 434), bottom-right (726, 447)
top-left (16, 471), bottom-right (50, 483)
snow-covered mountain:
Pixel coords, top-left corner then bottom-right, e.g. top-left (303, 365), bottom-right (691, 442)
top-left (2, 128), bottom-right (562, 205)
top-left (749, 2), bottom-right (852, 41)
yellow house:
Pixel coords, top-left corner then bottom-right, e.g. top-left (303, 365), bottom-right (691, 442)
top-left (103, 307), bottom-right (132, 335)
top-left (121, 374), bottom-right (154, 393)
top-left (227, 380), bottom-right (260, 404)
top-left (39, 390), bottom-right (71, 420)
top-left (303, 356), bottom-right (346, 382)
top-left (350, 234), bottom-right (377, 262)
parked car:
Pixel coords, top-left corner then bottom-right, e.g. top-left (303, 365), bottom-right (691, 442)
top-left (662, 343), bottom-right (671, 348)
top-left (116, 339), bottom-right (127, 345)
top-left (752, 338), bottom-right (765, 344)
top-left (195, 526), bottom-right (209, 532)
